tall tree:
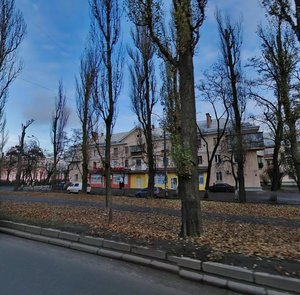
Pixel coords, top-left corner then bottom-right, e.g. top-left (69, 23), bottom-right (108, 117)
top-left (128, 0), bottom-right (206, 237)
top-left (248, 16), bottom-right (290, 192)
top-left (262, 0), bottom-right (300, 42)
top-left (216, 11), bottom-right (247, 203)
top-left (63, 129), bottom-right (82, 183)
top-left (254, 15), bottom-right (300, 190)
top-left (76, 47), bottom-right (99, 194)
top-left (198, 68), bottom-right (230, 199)
top-left (14, 119), bottom-right (34, 191)
top-left (128, 26), bottom-right (157, 198)
top-left (49, 80), bottom-right (69, 184)
top-left (0, 0), bottom-right (26, 119)
top-left (90, 0), bottom-right (123, 222)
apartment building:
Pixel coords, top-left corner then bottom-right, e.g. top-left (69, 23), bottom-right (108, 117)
top-left (68, 114), bottom-right (265, 191)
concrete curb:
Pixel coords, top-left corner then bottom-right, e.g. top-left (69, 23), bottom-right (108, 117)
top-left (0, 220), bottom-right (298, 295)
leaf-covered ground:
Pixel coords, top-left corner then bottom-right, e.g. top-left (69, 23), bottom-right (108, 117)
top-left (0, 191), bottom-right (299, 278)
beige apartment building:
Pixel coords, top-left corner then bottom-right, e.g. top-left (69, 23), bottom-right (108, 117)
top-left (69, 114), bottom-right (264, 191)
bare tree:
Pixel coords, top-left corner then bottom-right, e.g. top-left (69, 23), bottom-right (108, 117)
top-left (128, 0), bottom-right (206, 237)
top-left (22, 140), bottom-right (44, 185)
top-left (90, 0), bottom-right (123, 222)
top-left (198, 67), bottom-right (230, 199)
top-left (14, 119), bottom-right (34, 191)
top-left (216, 11), bottom-right (247, 203)
top-left (262, 0), bottom-right (300, 42)
top-left (252, 14), bottom-right (300, 190)
top-left (248, 16), bottom-right (290, 192)
top-left (76, 47), bottom-right (99, 194)
top-left (63, 129), bottom-right (82, 183)
top-left (128, 25), bottom-right (157, 198)
top-left (4, 145), bottom-right (18, 181)
top-left (0, 0), bottom-right (26, 120)
top-left (49, 80), bottom-right (69, 184)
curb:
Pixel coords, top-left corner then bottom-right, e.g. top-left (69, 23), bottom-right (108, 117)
top-left (0, 220), bottom-right (298, 295)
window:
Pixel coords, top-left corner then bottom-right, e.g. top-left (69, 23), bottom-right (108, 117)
top-left (112, 160), bottom-right (118, 167)
top-left (113, 174), bottom-right (122, 184)
top-left (124, 159), bottom-right (128, 168)
top-left (257, 156), bottom-right (263, 169)
top-left (75, 174), bottom-right (78, 181)
top-left (215, 154), bottom-right (221, 163)
top-left (213, 137), bottom-right (217, 145)
top-left (155, 174), bottom-right (165, 185)
top-left (198, 139), bottom-right (202, 147)
top-left (199, 173), bottom-right (204, 185)
top-left (93, 162), bottom-right (97, 169)
top-left (91, 174), bottom-right (102, 184)
top-left (163, 157), bottom-right (169, 167)
top-left (136, 159), bottom-right (142, 168)
top-left (198, 156), bottom-right (203, 165)
top-left (125, 146), bottom-right (129, 154)
top-left (216, 171), bottom-right (222, 181)
top-left (113, 147), bottom-right (118, 157)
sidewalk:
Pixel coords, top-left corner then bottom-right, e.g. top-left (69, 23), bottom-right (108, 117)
top-left (0, 220), bottom-right (299, 295)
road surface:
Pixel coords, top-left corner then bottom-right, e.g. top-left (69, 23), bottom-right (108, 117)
top-left (0, 234), bottom-right (239, 295)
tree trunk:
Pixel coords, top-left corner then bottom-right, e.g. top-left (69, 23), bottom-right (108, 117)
top-left (227, 51), bottom-right (246, 202)
top-left (204, 159), bottom-right (213, 199)
top-left (271, 138), bottom-right (281, 191)
top-left (147, 127), bottom-right (155, 198)
top-left (81, 97), bottom-right (89, 194)
top-left (178, 47), bottom-right (202, 237)
top-left (288, 124), bottom-right (300, 191)
top-left (105, 125), bottom-right (112, 222)
top-left (295, 0), bottom-right (300, 42)
top-left (14, 126), bottom-right (26, 191)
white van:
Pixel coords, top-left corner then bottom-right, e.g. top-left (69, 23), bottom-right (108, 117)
top-left (66, 182), bottom-right (91, 193)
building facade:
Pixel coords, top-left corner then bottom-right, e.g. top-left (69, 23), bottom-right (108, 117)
top-left (69, 115), bottom-right (265, 191)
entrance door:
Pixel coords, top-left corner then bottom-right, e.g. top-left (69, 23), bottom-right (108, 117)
top-left (136, 177), bottom-right (142, 188)
top-left (170, 177), bottom-right (177, 189)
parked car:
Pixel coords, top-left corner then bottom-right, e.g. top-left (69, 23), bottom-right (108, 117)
top-left (208, 183), bottom-right (234, 192)
top-left (52, 182), bottom-right (68, 190)
top-left (66, 182), bottom-right (91, 193)
top-left (135, 187), bottom-right (163, 198)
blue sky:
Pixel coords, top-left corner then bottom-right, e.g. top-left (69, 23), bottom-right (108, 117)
top-left (7, 0), bottom-right (265, 152)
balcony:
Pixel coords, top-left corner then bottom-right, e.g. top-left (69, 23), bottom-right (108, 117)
top-left (130, 144), bottom-right (145, 156)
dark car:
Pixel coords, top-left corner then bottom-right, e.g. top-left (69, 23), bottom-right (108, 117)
top-left (135, 187), bottom-right (162, 198)
top-left (52, 182), bottom-right (68, 190)
top-left (209, 183), bottom-right (234, 192)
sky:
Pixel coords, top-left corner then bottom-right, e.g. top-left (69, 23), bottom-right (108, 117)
top-left (6, 0), bottom-right (266, 152)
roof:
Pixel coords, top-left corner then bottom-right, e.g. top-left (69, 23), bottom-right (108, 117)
top-left (197, 118), bottom-right (260, 134)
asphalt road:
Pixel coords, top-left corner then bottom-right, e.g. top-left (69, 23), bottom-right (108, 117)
top-left (0, 234), bottom-right (239, 295)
